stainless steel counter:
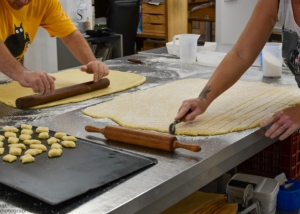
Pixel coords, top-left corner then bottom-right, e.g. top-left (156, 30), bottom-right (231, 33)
top-left (0, 48), bottom-right (297, 214)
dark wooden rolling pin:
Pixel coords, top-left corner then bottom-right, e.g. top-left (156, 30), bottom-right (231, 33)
top-left (16, 78), bottom-right (110, 109)
top-left (85, 125), bottom-right (201, 152)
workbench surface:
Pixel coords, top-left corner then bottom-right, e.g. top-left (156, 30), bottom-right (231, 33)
top-left (0, 48), bottom-right (297, 214)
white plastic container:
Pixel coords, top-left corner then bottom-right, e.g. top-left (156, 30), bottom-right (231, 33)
top-left (196, 51), bottom-right (227, 67)
top-left (166, 41), bottom-right (217, 55)
top-left (226, 173), bottom-right (279, 214)
top-left (262, 42), bottom-right (283, 77)
top-left (172, 34), bottom-right (200, 63)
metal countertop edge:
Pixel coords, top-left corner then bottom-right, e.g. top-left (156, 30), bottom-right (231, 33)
top-left (107, 127), bottom-right (279, 214)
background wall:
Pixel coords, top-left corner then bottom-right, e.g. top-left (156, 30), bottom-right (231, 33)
top-left (24, 0), bottom-right (92, 73)
top-left (215, 0), bottom-right (257, 52)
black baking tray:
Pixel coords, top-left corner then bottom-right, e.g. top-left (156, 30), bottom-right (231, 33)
top-left (0, 126), bottom-right (157, 205)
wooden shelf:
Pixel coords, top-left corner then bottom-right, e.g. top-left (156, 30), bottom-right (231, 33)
top-left (137, 1), bottom-right (187, 51)
top-left (136, 33), bottom-right (165, 40)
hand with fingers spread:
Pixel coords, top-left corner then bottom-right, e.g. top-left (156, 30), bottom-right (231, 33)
top-left (16, 70), bottom-right (56, 95)
top-left (260, 106), bottom-right (300, 141)
top-left (80, 61), bottom-right (109, 82)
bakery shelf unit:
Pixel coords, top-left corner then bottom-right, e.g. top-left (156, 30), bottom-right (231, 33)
top-left (136, 1), bottom-right (188, 51)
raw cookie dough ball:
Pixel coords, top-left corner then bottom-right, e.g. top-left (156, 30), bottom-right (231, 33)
top-left (47, 137), bottom-right (60, 145)
top-left (20, 154), bottom-right (35, 164)
top-left (8, 137), bottom-right (19, 144)
top-left (0, 142), bottom-right (3, 147)
top-left (21, 124), bottom-right (32, 130)
top-left (19, 134), bottom-right (32, 141)
top-left (61, 141), bottom-right (76, 148)
top-left (30, 144), bottom-right (47, 151)
top-left (0, 135), bottom-right (4, 141)
top-left (24, 149), bottom-right (43, 156)
top-left (3, 154), bottom-right (17, 162)
top-left (5, 132), bottom-right (16, 138)
top-left (3, 126), bottom-right (19, 133)
top-left (48, 149), bottom-right (63, 157)
top-left (24, 139), bottom-right (42, 145)
top-left (62, 136), bottom-right (77, 142)
top-left (36, 126), bottom-right (49, 133)
top-left (9, 143), bottom-right (26, 150)
top-left (0, 148), bottom-right (4, 155)
top-left (38, 132), bottom-right (49, 139)
top-left (21, 129), bottom-right (33, 135)
top-left (9, 147), bottom-right (22, 156)
top-left (51, 143), bottom-right (62, 149)
top-left (54, 132), bottom-right (66, 139)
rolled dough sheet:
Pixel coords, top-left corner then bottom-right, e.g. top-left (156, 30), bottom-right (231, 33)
top-left (0, 69), bottom-right (146, 109)
top-left (83, 78), bottom-right (300, 136)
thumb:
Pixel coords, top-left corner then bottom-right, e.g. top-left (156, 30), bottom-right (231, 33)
top-left (80, 65), bottom-right (87, 71)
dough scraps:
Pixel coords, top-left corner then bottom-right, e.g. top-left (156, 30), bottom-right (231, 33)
top-left (83, 78), bottom-right (300, 136)
top-left (0, 69), bottom-right (146, 109)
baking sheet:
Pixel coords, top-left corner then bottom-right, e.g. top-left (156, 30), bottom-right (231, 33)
top-left (0, 126), bottom-right (157, 205)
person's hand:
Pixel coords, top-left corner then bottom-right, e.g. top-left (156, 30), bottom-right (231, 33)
top-left (80, 61), bottom-right (109, 82)
top-left (17, 70), bottom-right (56, 95)
top-left (260, 106), bottom-right (300, 140)
top-left (175, 98), bottom-right (207, 122)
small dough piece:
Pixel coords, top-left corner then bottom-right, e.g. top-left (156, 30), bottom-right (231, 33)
top-left (38, 132), bottom-right (49, 139)
top-left (48, 149), bottom-right (63, 157)
top-left (24, 139), bottom-right (42, 145)
top-left (30, 144), bottom-right (47, 151)
top-left (19, 134), bottom-right (32, 141)
top-left (54, 132), bottom-right (66, 139)
top-left (21, 124), bottom-right (32, 130)
top-left (5, 132), bottom-right (16, 138)
top-left (47, 137), bottom-right (60, 145)
top-left (20, 154), bottom-right (35, 164)
top-left (61, 140), bottom-right (76, 148)
top-left (21, 129), bottom-right (33, 135)
top-left (8, 137), bottom-right (19, 144)
top-left (3, 154), bottom-right (17, 162)
top-left (62, 136), bottom-right (77, 142)
top-left (0, 148), bottom-right (4, 155)
top-left (3, 126), bottom-right (19, 133)
top-left (36, 127), bottom-right (49, 133)
top-left (9, 143), bottom-right (26, 150)
top-left (9, 147), bottom-right (22, 156)
top-left (24, 149), bottom-right (43, 156)
top-left (0, 135), bottom-right (4, 141)
top-left (51, 143), bottom-right (62, 149)
top-left (0, 142), bottom-right (3, 147)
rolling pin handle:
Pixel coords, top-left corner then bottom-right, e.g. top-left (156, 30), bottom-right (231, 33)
top-left (85, 125), bottom-right (105, 135)
top-left (173, 140), bottom-right (201, 152)
top-left (127, 58), bottom-right (142, 64)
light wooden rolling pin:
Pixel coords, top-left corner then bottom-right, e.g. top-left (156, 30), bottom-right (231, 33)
top-left (85, 125), bottom-right (201, 152)
top-left (15, 78), bottom-right (110, 109)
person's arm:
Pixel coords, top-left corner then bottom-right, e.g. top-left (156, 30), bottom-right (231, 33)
top-left (0, 41), bottom-right (55, 94)
top-left (176, 0), bottom-right (278, 121)
top-left (60, 29), bottom-right (109, 82)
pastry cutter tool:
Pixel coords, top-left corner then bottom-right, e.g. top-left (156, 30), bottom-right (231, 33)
top-left (169, 109), bottom-right (192, 135)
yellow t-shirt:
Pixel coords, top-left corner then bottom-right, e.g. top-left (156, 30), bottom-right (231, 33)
top-left (0, 0), bottom-right (76, 60)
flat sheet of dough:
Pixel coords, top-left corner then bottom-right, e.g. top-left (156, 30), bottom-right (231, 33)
top-left (0, 69), bottom-right (146, 109)
top-left (83, 78), bottom-right (300, 136)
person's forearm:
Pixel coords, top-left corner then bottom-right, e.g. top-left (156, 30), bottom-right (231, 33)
top-left (200, 50), bottom-right (253, 103)
top-left (198, 0), bottom-right (277, 107)
top-left (61, 29), bottom-right (97, 64)
top-left (0, 41), bottom-right (26, 81)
